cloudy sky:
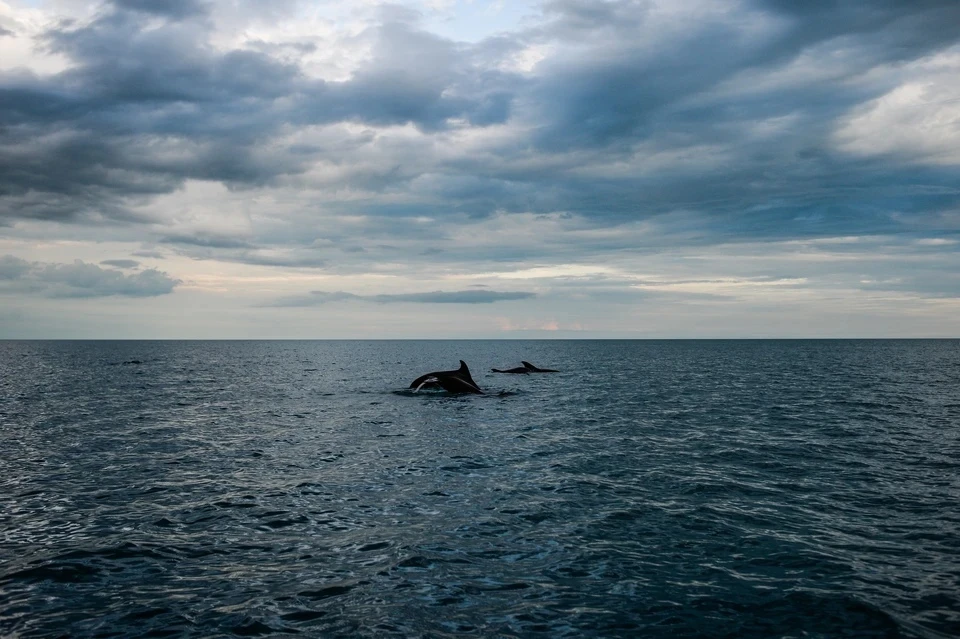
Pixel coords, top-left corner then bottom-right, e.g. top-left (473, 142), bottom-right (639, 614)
top-left (1, 0), bottom-right (959, 338)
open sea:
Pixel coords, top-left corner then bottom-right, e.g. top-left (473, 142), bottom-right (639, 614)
top-left (0, 339), bottom-right (958, 638)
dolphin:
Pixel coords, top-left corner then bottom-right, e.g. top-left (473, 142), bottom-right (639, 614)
top-left (522, 361), bottom-right (559, 372)
top-left (409, 360), bottom-right (484, 394)
top-left (491, 365), bottom-right (530, 374)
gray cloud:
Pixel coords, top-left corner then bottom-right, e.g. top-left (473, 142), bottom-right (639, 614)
top-left (0, 2), bottom-right (517, 225)
top-left (266, 289), bottom-right (536, 307)
top-left (754, 0), bottom-right (960, 60)
top-left (0, 255), bottom-right (31, 280)
top-left (160, 234), bottom-right (255, 249)
top-left (0, 0), bottom-right (958, 291)
top-left (0, 255), bottom-right (180, 297)
top-left (159, 241), bottom-right (329, 268)
top-left (111, 0), bottom-right (208, 19)
top-left (100, 259), bottom-right (140, 268)
top-left (374, 290), bottom-right (535, 303)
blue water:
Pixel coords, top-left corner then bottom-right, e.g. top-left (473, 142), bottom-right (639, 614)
top-left (1, 340), bottom-right (958, 638)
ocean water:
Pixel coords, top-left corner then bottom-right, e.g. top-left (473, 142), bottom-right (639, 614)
top-left (0, 339), bottom-right (958, 638)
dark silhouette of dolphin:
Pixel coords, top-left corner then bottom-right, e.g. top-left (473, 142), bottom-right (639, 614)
top-left (409, 360), bottom-right (484, 394)
top-left (522, 361), bottom-right (559, 372)
top-left (491, 365), bottom-right (530, 374)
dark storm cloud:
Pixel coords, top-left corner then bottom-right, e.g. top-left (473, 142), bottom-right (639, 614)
top-left (484, 0), bottom-right (960, 238)
top-left (754, 0), bottom-right (960, 58)
top-left (1, 0), bottom-right (959, 258)
top-left (266, 289), bottom-right (536, 307)
top-left (0, 255), bottom-right (180, 297)
top-left (528, 1), bottom-right (730, 151)
top-left (531, 0), bottom-right (960, 144)
top-left (0, 2), bottom-right (515, 224)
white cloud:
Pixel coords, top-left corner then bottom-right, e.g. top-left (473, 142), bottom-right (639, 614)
top-left (833, 49), bottom-right (960, 165)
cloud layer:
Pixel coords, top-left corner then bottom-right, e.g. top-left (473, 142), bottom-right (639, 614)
top-left (1, 255), bottom-right (180, 298)
top-left (1, 0), bottom-right (958, 336)
top-left (267, 289), bottom-right (536, 306)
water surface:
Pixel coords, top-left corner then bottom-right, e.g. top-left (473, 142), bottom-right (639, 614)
top-left (1, 340), bottom-right (958, 637)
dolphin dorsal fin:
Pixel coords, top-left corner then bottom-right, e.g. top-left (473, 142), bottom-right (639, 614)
top-left (522, 361), bottom-right (534, 369)
top-left (458, 360), bottom-right (478, 384)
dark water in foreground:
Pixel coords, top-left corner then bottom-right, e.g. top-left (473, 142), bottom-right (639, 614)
top-left (1, 340), bottom-right (958, 638)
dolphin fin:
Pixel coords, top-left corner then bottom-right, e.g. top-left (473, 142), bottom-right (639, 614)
top-left (458, 360), bottom-right (479, 386)
top-left (414, 376), bottom-right (438, 392)
top-left (522, 361), bottom-right (559, 372)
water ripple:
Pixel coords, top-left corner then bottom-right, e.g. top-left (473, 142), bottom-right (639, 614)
top-left (1, 339), bottom-right (958, 637)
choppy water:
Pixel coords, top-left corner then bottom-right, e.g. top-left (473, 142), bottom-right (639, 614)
top-left (1, 340), bottom-right (958, 638)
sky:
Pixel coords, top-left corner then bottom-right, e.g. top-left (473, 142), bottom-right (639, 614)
top-left (1, 0), bottom-right (959, 338)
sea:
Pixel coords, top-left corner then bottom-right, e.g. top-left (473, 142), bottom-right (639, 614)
top-left (0, 339), bottom-right (958, 638)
